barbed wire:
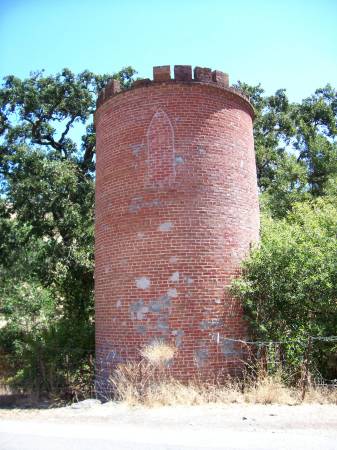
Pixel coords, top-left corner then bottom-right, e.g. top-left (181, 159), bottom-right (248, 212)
top-left (311, 336), bottom-right (337, 342)
top-left (220, 335), bottom-right (337, 345)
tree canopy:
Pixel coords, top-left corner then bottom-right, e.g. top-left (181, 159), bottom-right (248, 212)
top-left (0, 68), bottom-right (136, 391)
top-left (235, 81), bottom-right (337, 216)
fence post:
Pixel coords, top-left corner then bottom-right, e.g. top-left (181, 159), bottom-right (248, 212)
top-left (301, 336), bottom-right (313, 401)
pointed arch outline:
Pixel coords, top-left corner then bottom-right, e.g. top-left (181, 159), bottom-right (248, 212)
top-left (146, 109), bottom-right (176, 188)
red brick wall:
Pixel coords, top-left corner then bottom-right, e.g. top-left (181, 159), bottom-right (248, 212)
top-left (94, 66), bottom-right (259, 384)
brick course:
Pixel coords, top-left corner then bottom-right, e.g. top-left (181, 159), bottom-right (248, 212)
top-left (94, 65), bottom-right (260, 387)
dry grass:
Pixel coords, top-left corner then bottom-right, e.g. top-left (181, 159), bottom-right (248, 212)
top-left (302, 386), bottom-right (337, 404)
top-left (243, 373), bottom-right (296, 405)
top-left (109, 342), bottom-right (337, 407)
top-left (0, 384), bottom-right (12, 395)
top-left (144, 381), bottom-right (203, 406)
top-left (110, 372), bottom-right (245, 407)
top-left (142, 379), bottom-right (244, 407)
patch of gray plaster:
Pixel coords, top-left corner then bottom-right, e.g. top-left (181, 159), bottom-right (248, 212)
top-left (136, 325), bottom-right (147, 335)
top-left (136, 231), bottom-right (145, 240)
top-left (214, 298), bottom-right (222, 304)
top-left (184, 276), bottom-right (194, 285)
top-left (149, 294), bottom-right (171, 312)
top-left (116, 299), bottom-right (122, 308)
top-left (103, 349), bottom-right (118, 364)
top-left (167, 288), bottom-right (178, 298)
top-left (157, 320), bottom-right (169, 332)
top-left (200, 319), bottom-right (223, 330)
top-left (129, 197), bottom-right (144, 213)
top-left (172, 329), bottom-right (184, 347)
top-left (130, 143), bottom-right (145, 157)
top-left (169, 271), bottom-right (180, 283)
top-left (220, 339), bottom-right (239, 356)
top-left (169, 256), bottom-right (178, 264)
top-left (130, 300), bottom-right (149, 321)
top-left (129, 197), bottom-right (162, 213)
top-left (196, 145), bottom-right (206, 156)
top-left (194, 347), bottom-right (209, 368)
top-left (158, 221), bottom-right (173, 232)
top-left (136, 276), bottom-right (151, 290)
top-left (149, 199), bottom-right (162, 208)
top-left (175, 155), bottom-right (184, 164)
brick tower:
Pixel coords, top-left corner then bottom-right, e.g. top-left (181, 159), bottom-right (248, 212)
top-left (94, 65), bottom-right (259, 388)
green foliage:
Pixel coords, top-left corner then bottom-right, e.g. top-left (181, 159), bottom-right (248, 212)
top-left (233, 82), bottom-right (337, 380)
top-left (236, 82), bottom-right (337, 217)
top-left (1, 318), bottom-right (94, 396)
top-left (0, 67), bottom-right (136, 395)
top-left (232, 198), bottom-right (337, 378)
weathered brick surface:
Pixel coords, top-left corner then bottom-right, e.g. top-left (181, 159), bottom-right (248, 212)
top-left (104, 79), bottom-right (121, 97)
top-left (212, 70), bottom-right (229, 86)
top-left (153, 65), bottom-right (171, 82)
top-left (94, 66), bottom-right (260, 385)
top-left (174, 65), bottom-right (192, 81)
top-left (194, 66), bottom-right (212, 82)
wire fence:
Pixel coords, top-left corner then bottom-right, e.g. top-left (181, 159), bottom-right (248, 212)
top-left (0, 335), bottom-right (336, 404)
top-left (218, 335), bottom-right (337, 400)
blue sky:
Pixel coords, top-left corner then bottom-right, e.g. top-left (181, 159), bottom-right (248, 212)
top-left (0, 0), bottom-right (336, 102)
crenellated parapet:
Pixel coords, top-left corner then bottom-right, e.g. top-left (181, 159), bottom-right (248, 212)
top-left (96, 65), bottom-right (250, 111)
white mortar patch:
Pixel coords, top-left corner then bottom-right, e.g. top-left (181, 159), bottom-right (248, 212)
top-left (158, 221), bottom-right (173, 232)
top-left (116, 299), bottom-right (122, 308)
top-left (169, 256), bottom-right (178, 264)
top-left (184, 276), bottom-right (194, 285)
top-left (169, 271), bottom-right (180, 283)
top-left (137, 232), bottom-right (145, 239)
top-left (167, 288), bottom-right (178, 298)
top-left (136, 277), bottom-right (151, 290)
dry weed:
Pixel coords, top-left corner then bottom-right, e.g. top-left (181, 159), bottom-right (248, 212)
top-left (0, 383), bottom-right (12, 395)
top-left (109, 343), bottom-right (336, 407)
top-left (244, 374), bottom-right (296, 404)
top-left (301, 386), bottom-right (337, 404)
top-left (109, 361), bottom-right (145, 405)
top-left (208, 380), bottom-right (244, 404)
top-left (144, 381), bottom-right (203, 406)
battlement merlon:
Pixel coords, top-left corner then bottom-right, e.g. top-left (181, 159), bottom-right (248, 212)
top-left (96, 65), bottom-right (253, 117)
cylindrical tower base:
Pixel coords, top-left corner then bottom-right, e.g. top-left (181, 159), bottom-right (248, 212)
top-left (94, 65), bottom-right (259, 392)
